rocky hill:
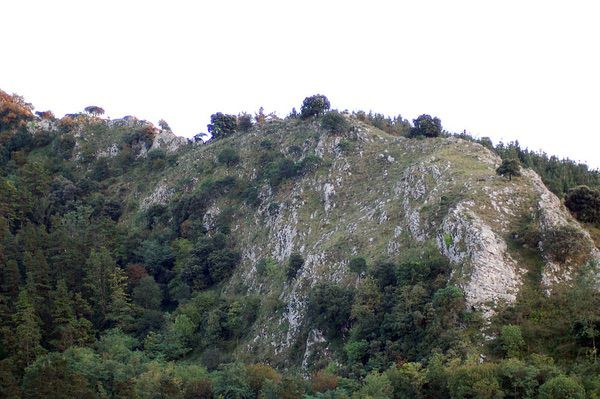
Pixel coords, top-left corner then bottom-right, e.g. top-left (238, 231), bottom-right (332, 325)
top-left (2, 92), bottom-right (600, 397)
top-left (44, 111), bottom-right (600, 363)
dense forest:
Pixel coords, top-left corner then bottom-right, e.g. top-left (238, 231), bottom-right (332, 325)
top-left (1, 90), bottom-right (600, 398)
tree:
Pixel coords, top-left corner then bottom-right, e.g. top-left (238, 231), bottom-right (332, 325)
top-left (565, 185), bottom-right (600, 224)
top-left (24, 250), bottom-right (51, 320)
top-left (300, 95), bottom-right (331, 119)
top-left (496, 159), bottom-right (521, 181)
top-left (83, 106), bottom-right (104, 116)
top-left (11, 289), bottom-right (45, 370)
top-left (308, 283), bottom-right (354, 339)
top-left (500, 325), bottom-right (525, 358)
top-left (213, 363), bottom-right (253, 399)
top-left (207, 112), bottom-right (237, 139)
top-left (410, 114), bottom-right (442, 138)
top-left (357, 371), bottom-right (393, 399)
top-left (538, 375), bottom-right (585, 399)
top-left (22, 352), bottom-right (95, 399)
top-left (0, 89), bottom-right (34, 131)
top-left (132, 275), bottom-right (162, 310)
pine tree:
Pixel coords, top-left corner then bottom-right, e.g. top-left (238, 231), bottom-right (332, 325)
top-left (84, 248), bottom-right (114, 325)
top-left (50, 280), bottom-right (81, 351)
top-left (11, 289), bottom-right (45, 370)
top-left (105, 267), bottom-right (134, 329)
top-left (23, 250), bottom-right (52, 332)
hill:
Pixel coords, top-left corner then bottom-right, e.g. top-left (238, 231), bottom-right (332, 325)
top-left (1, 91), bottom-right (600, 398)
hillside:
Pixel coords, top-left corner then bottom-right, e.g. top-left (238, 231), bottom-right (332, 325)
top-left (1, 91), bottom-right (600, 398)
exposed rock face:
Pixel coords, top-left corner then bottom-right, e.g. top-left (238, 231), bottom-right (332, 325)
top-left (151, 129), bottom-right (187, 153)
top-left (438, 201), bottom-right (522, 313)
top-left (128, 121), bottom-right (599, 365)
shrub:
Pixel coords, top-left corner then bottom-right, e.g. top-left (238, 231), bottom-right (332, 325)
top-left (565, 185), bottom-right (600, 224)
top-left (207, 112), bottom-right (237, 139)
top-left (500, 325), bottom-right (525, 358)
top-left (286, 252), bottom-right (304, 281)
top-left (541, 225), bottom-right (589, 263)
top-left (410, 114), bottom-right (442, 138)
top-left (147, 148), bottom-right (167, 171)
top-left (300, 94), bottom-right (331, 119)
top-left (237, 113), bottom-right (253, 132)
top-left (321, 111), bottom-right (350, 133)
top-left (349, 257), bottom-right (367, 275)
top-left (217, 147), bottom-right (240, 166)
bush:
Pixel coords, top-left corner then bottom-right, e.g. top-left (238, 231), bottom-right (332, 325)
top-left (409, 114), bottom-right (442, 138)
top-left (321, 111), bottom-right (350, 133)
top-left (147, 148), bottom-right (167, 171)
top-left (541, 225), bottom-right (589, 263)
top-left (565, 185), bottom-right (600, 224)
top-left (500, 325), bottom-right (525, 358)
top-left (217, 147), bottom-right (240, 166)
top-left (237, 113), bottom-right (253, 132)
top-left (286, 252), bottom-right (304, 281)
top-left (207, 112), bottom-right (237, 139)
top-left (300, 95), bottom-right (331, 119)
top-left (349, 257), bottom-right (367, 275)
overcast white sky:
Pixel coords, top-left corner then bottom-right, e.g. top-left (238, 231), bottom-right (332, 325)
top-left (2, 1), bottom-right (599, 168)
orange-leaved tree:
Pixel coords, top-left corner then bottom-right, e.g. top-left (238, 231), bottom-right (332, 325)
top-left (0, 89), bottom-right (34, 131)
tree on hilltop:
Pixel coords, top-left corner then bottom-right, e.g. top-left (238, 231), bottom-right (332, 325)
top-left (300, 94), bottom-right (330, 119)
top-left (84, 106), bottom-right (105, 117)
top-left (410, 114), bottom-right (442, 138)
top-left (207, 112), bottom-right (237, 139)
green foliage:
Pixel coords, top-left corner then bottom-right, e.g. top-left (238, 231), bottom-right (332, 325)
top-left (301, 94), bottom-right (331, 119)
top-left (208, 112), bottom-right (237, 139)
top-left (133, 276), bottom-right (162, 310)
top-left (349, 257), bottom-right (367, 275)
top-left (497, 358), bottom-right (539, 399)
top-left (500, 325), bottom-right (525, 358)
top-left (410, 114), bottom-right (442, 138)
top-left (565, 185), bottom-right (600, 224)
top-left (321, 111), bottom-right (351, 133)
top-left (385, 363), bottom-right (427, 399)
top-left (146, 148), bottom-right (168, 171)
top-left (217, 147), bottom-right (241, 166)
top-left (447, 363), bottom-right (503, 399)
top-left (541, 225), bottom-right (589, 263)
top-left (286, 252), bottom-right (304, 281)
top-left (213, 363), bottom-right (253, 399)
top-left (308, 283), bottom-right (354, 339)
top-left (356, 371), bottom-right (393, 399)
top-left (237, 113), bottom-right (253, 132)
top-left (538, 375), bottom-right (585, 399)
top-left (496, 159), bottom-right (522, 181)
top-left (181, 233), bottom-right (241, 290)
